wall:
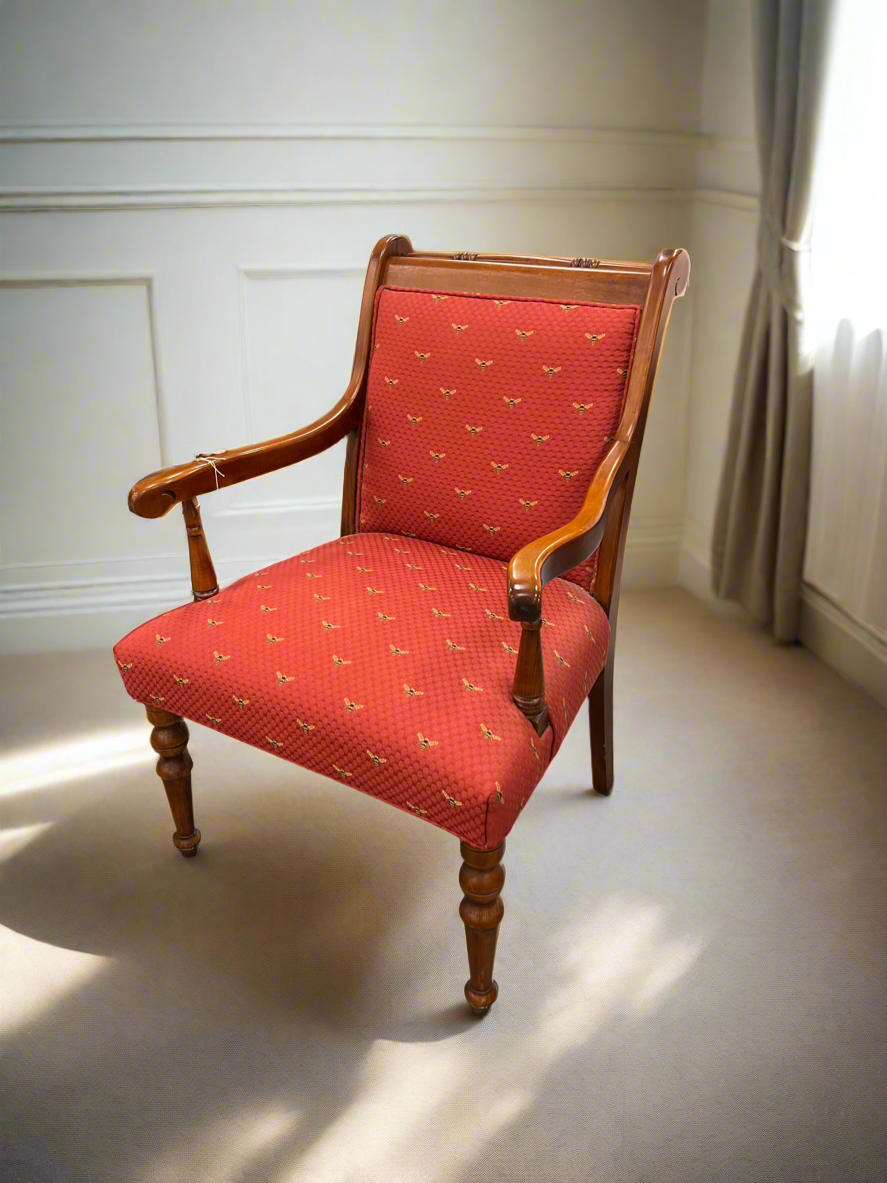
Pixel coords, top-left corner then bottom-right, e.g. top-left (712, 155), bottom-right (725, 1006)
top-left (0, 0), bottom-right (706, 653)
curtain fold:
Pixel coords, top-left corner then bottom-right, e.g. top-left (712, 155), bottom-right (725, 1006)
top-left (712, 0), bottom-right (836, 641)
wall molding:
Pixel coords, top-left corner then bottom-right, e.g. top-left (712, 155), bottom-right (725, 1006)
top-left (800, 584), bottom-right (887, 709)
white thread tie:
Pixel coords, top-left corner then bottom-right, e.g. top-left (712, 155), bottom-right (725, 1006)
top-left (195, 453), bottom-right (226, 488)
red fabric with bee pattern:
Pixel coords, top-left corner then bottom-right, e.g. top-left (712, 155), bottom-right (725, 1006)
top-left (114, 534), bottom-right (610, 849)
top-left (355, 286), bottom-right (641, 592)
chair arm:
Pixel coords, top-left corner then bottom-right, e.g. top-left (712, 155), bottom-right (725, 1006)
top-left (507, 438), bottom-right (630, 623)
top-left (128, 385), bottom-right (363, 519)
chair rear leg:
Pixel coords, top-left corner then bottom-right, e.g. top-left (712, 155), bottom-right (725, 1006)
top-left (588, 653), bottom-right (614, 796)
top-left (146, 707), bottom-right (201, 857)
top-left (459, 840), bottom-right (505, 1015)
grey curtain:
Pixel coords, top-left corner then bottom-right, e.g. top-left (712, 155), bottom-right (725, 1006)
top-left (712, 0), bottom-right (836, 641)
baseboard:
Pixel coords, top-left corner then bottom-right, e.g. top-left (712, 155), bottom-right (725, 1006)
top-left (800, 585), bottom-right (887, 710)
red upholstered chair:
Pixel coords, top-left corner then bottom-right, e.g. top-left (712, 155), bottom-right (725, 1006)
top-left (116, 236), bottom-right (689, 1014)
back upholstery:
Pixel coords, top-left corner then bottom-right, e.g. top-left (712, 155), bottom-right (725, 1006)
top-left (355, 286), bottom-right (641, 592)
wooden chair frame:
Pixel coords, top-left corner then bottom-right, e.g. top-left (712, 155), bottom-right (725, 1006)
top-left (128, 235), bottom-right (689, 1013)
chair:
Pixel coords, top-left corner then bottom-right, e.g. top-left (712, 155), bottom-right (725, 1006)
top-left (115, 235), bottom-right (690, 1014)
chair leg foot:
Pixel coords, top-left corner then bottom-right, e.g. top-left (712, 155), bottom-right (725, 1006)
top-left (459, 840), bottom-right (505, 1015)
top-left (146, 707), bottom-right (201, 857)
top-left (588, 656), bottom-right (615, 796)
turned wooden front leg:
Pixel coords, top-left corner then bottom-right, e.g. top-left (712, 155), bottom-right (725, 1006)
top-left (459, 840), bottom-right (505, 1015)
top-left (146, 707), bottom-right (201, 857)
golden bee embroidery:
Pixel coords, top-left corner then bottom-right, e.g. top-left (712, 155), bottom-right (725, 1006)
top-left (604, 434), bottom-right (614, 443)
top-left (560, 304), bottom-right (579, 312)
top-left (559, 469), bottom-right (580, 482)
top-left (475, 358), bottom-right (493, 371)
top-left (566, 591), bottom-right (582, 603)
top-left (276, 671), bottom-right (294, 685)
top-left (266, 634), bottom-right (284, 644)
top-left (454, 563), bottom-right (471, 571)
top-left (149, 694), bottom-right (165, 704)
top-left (423, 512), bottom-right (440, 523)
top-left (389, 644), bottom-right (408, 656)
top-left (491, 461), bottom-right (509, 475)
top-left (432, 608), bottom-right (451, 618)
top-left (494, 299), bottom-right (511, 308)
top-left (542, 365), bottom-right (562, 378)
top-left (404, 563), bottom-right (422, 572)
top-left (519, 499), bottom-right (539, 511)
top-left (322, 620), bottom-right (341, 630)
top-left (585, 332), bottom-right (606, 344)
top-left (417, 732), bottom-right (439, 750)
top-left (117, 660), bottom-right (134, 672)
top-left (485, 608), bottom-right (504, 620)
top-left (468, 583), bottom-right (486, 593)
top-left (451, 323), bottom-right (468, 333)
top-left (333, 764), bottom-right (352, 779)
top-left (483, 524), bottom-right (500, 535)
top-left (206, 714), bottom-right (222, 725)
top-left (377, 611), bottom-right (395, 621)
top-left (418, 582), bottom-right (436, 591)
top-left (431, 294), bottom-right (448, 302)
top-left (297, 718), bottom-right (316, 733)
top-left (173, 674), bottom-right (190, 687)
top-left (313, 593), bottom-right (331, 602)
top-left (440, 387), bottom-right (456, 400)
top-left (515, 328), bottom-right (534, 342)
top-left (355, 566), bottom-right (372, 574)
top-left (233, 695), bottom-right (250, 709)
top-left (531, 433), bottom-right (550, 446)
top-left (541, 617), bottom-right (554, 628)
top-left (445, 639), bottom-right (465, 652)
top-left (572, 402), bottom-right (593, 414)
top-left (300, 559), bottom-right (313, 564)
top-left (155, 635), bottom-right (171, 645)
top-left (480, 724), bottom-right (502, 742)
top-left (617, 368), bottom-right (626, 379)
top-left (344, 698), bottom-right (364, 713)
top-left (430, 450), bottom-right (446, 463)
top-left (332, 654), bottom-right (351, 667)
top-left (393, 546), bottom-right (409, 553)
top-left (266, 737), bottom-right (284, 750)
top-left (406, 414), bottom-right (422, 425)
top-left (397, 475), bottom-right (413, 487)
top-left (366, 587), bottom-right (383, 595)
top-left (377, 440), bottom-right (390, 450)
top-left (206, 619), bottom-right (223, 628)
top-left (394, 314), bottom-right (409, 325)
top-left (403, 683), bottom-right (424, 698)
top-left (530, 737), bottom-right (539, 760)
top-left (257, 583), bottom-right (272, 589)
top-left (260, 604), bottom-right (277, 613)
top-left (213, 651), bottom-right (231, 664)
top-left (455, 487), bottom-right (472, 500)
top-left (374, 496), bottom-right (386, 507)
top-left (415, 350), bottom-right (431, 362)
top-left (462, 678), bottom-right (483, 692)
top-left (385, 377), bottom-right (398, 387)
top-left (555, 650), bottom-right (570, 667)
top-left (367, 750), bottom-right (387, 767)
top-left (206, 597), bottom-right (220, 603)
top-left (502, 396), bottom-right (522, 409)
top-left (583, 624), bottom-right (595, 642)
top-left (442, 791), bottom-right (462, 808)
top-left (502, 641), bottom-right (517, 654)
top-left (465, 425), bottom-right (482, 437)
top-left (346, 550), bottom-right (363, 556)
top-left (305, 572), bottom-right (321, 580)
top-left (494, 782), bottom-right (505, 803)
top-left (407, 802), bottom-right (428, 815)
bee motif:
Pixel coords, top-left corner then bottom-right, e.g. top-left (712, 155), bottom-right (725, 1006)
top-left (389, 644), bottom-right (408, 656)
top-left (446, 639), bottom-right (465, 652)
top-left (406, 414), bottom-right (422, 425)
top-left (560, 304), bottom-right (579, 312)
top-left (454, 487), bottom-right (472, 500)
top-left (305, 572), bottom-right (321, 580)
top-left (542, 365), bottom-right (562, 378)
top-left (403, 684), bottom-right (424, 698)
top-left (333, 764), bottom-right (352, 779)
top-left (451, 324), bottom-right (468, 333)
top-left (483, 524), bottom-right (501, 535)
top-left (485, 609), bottom-right (504, 620)
top-left (431, 294), bottom-right (449, 302)
top-left (454, 563), bottom-right (471, 571)
top-left (266, 737), bottom-right (284, 750)
top-left (233, 695), bottom-right (250, 709)
top-left (572, 402), bottom-right (592, 414)
top-left (313, 593), bottom-right (331, 602)
top-left (276, 670), bottom-right (294, 685)
top-left (604, 434), bottom-right (614, 444)
top-left (356, 566), bottom-right (372, 573)
top-left (465, 425), bottom-right (482, 437)
top-left (266, 634), bottom-right (284, 644)
top-left (502, 397), bottom-right (522, 409)
top-left (322, 620), bottom-right (341, 630)
top-left (393, 547), bottom-right (409, 553)
top-left (468, 583), bottom-right (486, 592)
top-left (366, 587), bottom-right (383, 595)
top-left (332, 654), bottom-right (351, 667)
top-left (377, 439), bottom-right (390, 449)
top-left (480, 724), bottom-right (502, 742)
top-left (206, 714), bottom-right (222, 725)
top-left (257, 583), bottom-right (272, 589)
top-left (367, 750), bottom-right (387, 766)
top-left (494, 782), bottom-right (505, 803)
top-left (555, 650), bottom-right (570, 667)
top-left (213, 651), bottom-right (231, 664)
top-left (206, 619), bottom-right (223, 627)
top-left (440, 387), bottom-right (456, 400)
top-left (502, 641), bottom-right (517, 654)
top-left (432, 608), bottom-right (451, 618)
top-left (260, 604), bottom-right (277, 613)
top-left (430, 450), bottom-right (446, 463)
top-left (415, 350), bottom-right (431, 362)
top-left (423, 512), bottom-right (439, 523)
top-left (346, 551), bottom-right (362, 556)
top-left (206, 597), bottom-right (220, 603)
top-left (374, 496), bottom-right (386, 507)
top-left (397, 475), bottom-right (413, 487)
top-left (173, 674), bottom-right (190, 687)
top-left (417, 732), bottom-right (439, 750)
top-left (155, 635), bottom-right (171, 645)
top-left (462, 678), bottom-right (483, 692)
top-left (344, 698), bottom-right (364, 713)
top-left (300, 559), bottom-right (314, 564)
top-left (531, 433), bottom-right (550, 446)
top-left (385, 377), bottom-right (399, 387)
top-left (559, 469), bottom-right (580, 482)
top-left (377, 611), bottom-right (395, 621)
top-left (297, 718), bottom-right (316, 733)
top-left (514, 329), bottom-right (534, 341)
top-left (541, 617), bottom-right (554, 627)
top-left (583, 624), bottom-right (595, 641)
top-left (417, 583), bottom-right (437, 591)
top-left (617, 368), bottom-right (626, 378)
top-left (405, 563), bottom-right (422, 571)
top-left (491, 461), bottom-right (509, 475)
top-left (493, 300), bottom-right (511, 308)
top-left (566, 591), bottom-right (583, 604)
top-left (519, 499), bottom-right (539, 511)
top-left (585, 332), bottom-right (606, 344)
top-left (117, 660), bottom-right (133, 672)
top-left (394, 315), bottom-right (409, 325)
top-left (442, 791), bottom-right (463, 808)
top-left (149, 694), bottom-right (165, 704)
top-left (475, 359), bottom-right (493, 371)
top-left (406, 802), bottom-right (428, 815)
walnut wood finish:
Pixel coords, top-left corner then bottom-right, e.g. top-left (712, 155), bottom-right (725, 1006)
top-left (146, 708), bottom-right (201, 857)
top-left (459, 840), bottom-right (505, 1016)
top-left (182, 497), bottom-right (219, 601)
top-left (512, 621), bottom-right (550, 736)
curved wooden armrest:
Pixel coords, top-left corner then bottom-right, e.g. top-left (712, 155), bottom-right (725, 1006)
top-left (128, 387), bottom-right (363, 518)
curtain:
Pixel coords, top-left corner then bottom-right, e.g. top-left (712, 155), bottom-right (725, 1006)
top-left (712, 0), bottom-right (836, 641)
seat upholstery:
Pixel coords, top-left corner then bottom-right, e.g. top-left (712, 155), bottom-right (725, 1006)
top-left (114, 533), bottom-right (610, 848)
top-left (356, 286), bottom-right (641, 592)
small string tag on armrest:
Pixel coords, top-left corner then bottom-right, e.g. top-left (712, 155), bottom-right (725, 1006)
top-left (194, 453), bottom-right (226, 489)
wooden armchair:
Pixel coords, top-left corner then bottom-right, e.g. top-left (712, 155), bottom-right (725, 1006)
top-left (115, 235), bottom-right (689, 1014)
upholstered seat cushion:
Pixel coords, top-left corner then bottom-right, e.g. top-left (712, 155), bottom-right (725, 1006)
top-left (114, 533), bottom-right (609, 848)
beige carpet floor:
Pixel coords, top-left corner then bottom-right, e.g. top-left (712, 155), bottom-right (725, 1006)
top-left (1, 589), bottom-right (885, 1183)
